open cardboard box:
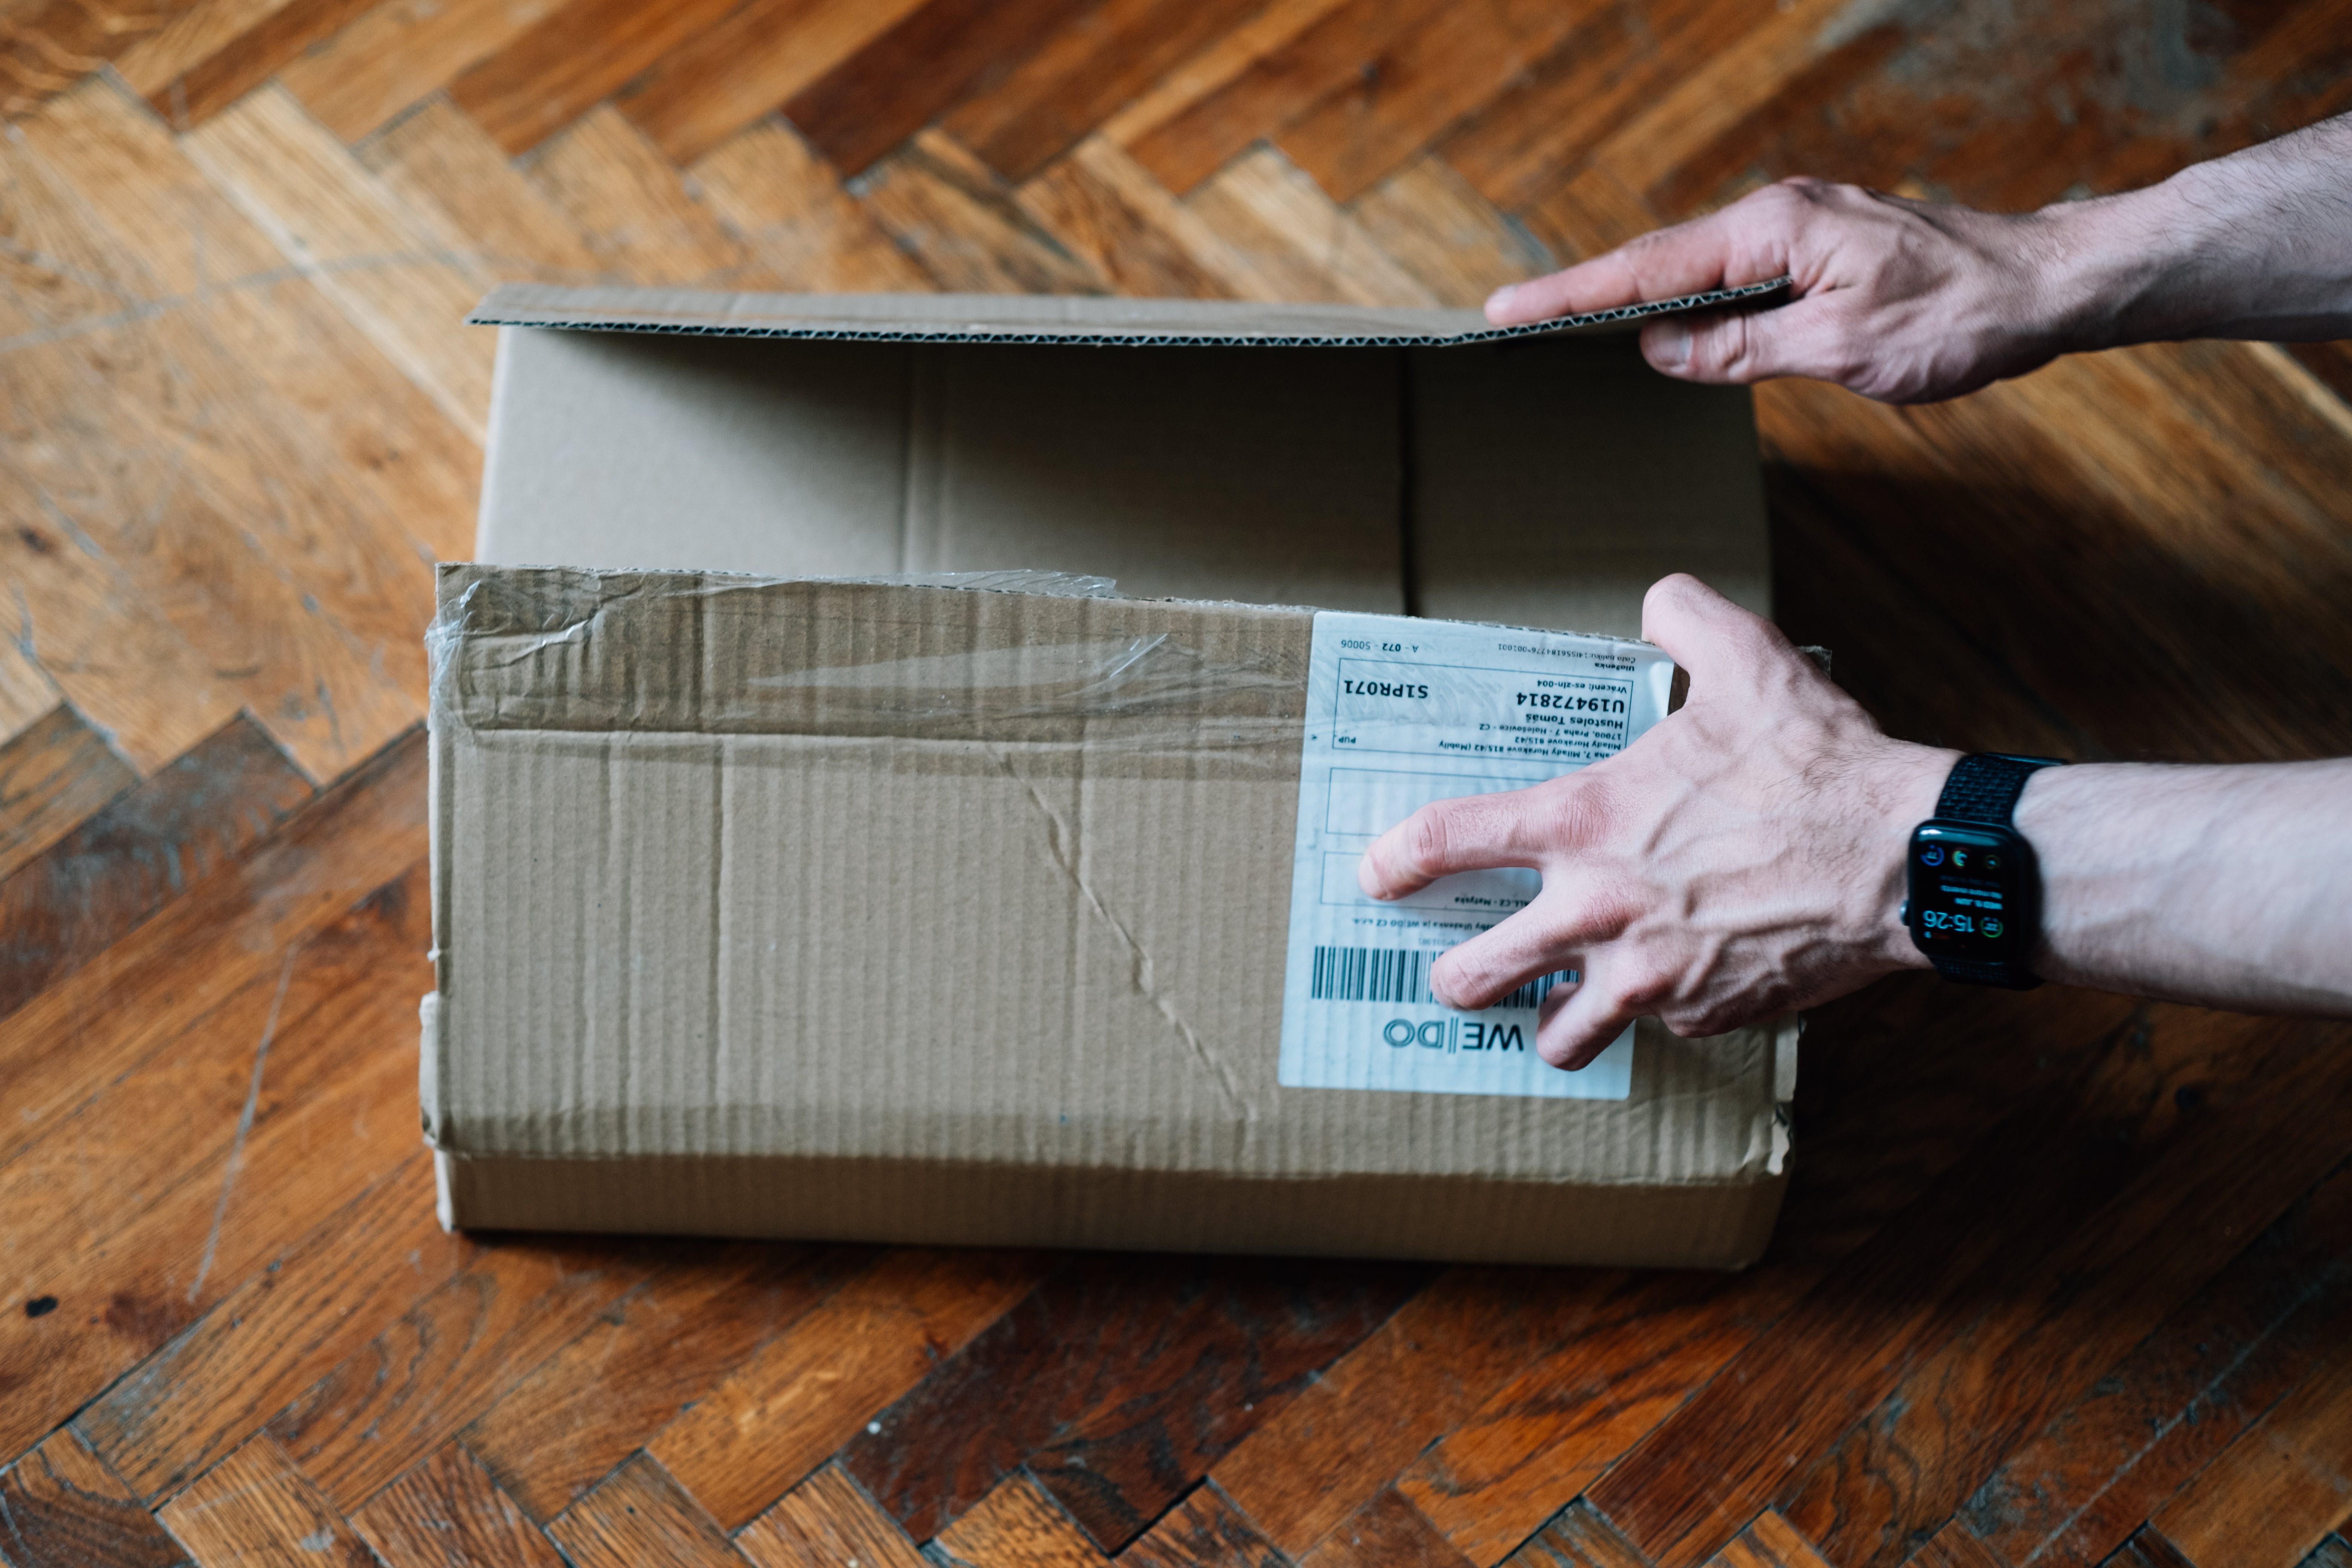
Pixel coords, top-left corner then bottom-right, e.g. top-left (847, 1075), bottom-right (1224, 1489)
top-left (424, 284), bottom-right (1798, 1268)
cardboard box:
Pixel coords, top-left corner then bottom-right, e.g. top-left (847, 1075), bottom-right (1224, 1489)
top-left (424, 286), bottom-right (1797, 1268)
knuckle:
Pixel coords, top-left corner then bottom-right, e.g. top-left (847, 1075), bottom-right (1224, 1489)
top-left (1401, 805), bottom-right (1454, 877)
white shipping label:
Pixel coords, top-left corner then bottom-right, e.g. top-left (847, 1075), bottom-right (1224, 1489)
top-left (1278, 612), bottom-right (1676, 1099)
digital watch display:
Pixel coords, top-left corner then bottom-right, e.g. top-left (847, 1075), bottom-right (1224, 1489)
top-left (1905, 753), bottom-right (2064, 989)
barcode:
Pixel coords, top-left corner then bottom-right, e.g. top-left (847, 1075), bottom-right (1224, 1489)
top-left (1307, 946), bottom-right (1575, 1011)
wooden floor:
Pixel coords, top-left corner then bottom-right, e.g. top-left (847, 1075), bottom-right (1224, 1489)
top-left (5, 1), bottom-right (2352, 1565)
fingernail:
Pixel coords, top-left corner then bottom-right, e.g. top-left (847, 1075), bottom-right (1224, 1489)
top-left (1484, 284), bottom-right (1518, 315)
top-left (1650, 320), bottom-right (1691, 370)
top-left (1355, 854), bottom-right (1390, 899)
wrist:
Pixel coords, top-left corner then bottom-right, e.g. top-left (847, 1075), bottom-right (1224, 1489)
top-left (2021, 185), bottom-right (2200, 354)
top-left (1863, 740), bottom-right (1960, 971)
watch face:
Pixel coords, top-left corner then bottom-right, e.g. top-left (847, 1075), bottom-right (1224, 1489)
top-left (1908, 823), bottom-right (2030, 962)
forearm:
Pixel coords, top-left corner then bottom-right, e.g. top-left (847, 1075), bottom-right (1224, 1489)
top-left (2009, 759), bottom-right (2352, 1013)
top-left (2040, 113), bottom-right (2352, 348)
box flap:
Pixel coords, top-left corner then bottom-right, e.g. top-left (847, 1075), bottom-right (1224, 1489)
top-left (465, 280), bottom-right (1792, 347)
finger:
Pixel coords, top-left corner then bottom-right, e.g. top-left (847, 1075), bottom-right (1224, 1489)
top-left (1357, 786), bottom-right (1559, 900)
top-left (1426, 896), bottom-right (1586, 1012)
top-left (1638, 572), bottom-right (1807, 697)
top-left (1636, 295), bottom-right (1851, 387)
top-left (1535, 964), bottom-right (1644, 1070)
top-left (1485, 190), bottom-right (1798, 326)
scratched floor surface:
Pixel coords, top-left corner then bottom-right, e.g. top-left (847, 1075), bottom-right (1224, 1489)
top-left (3, 1), bottom-right (2352, 1565)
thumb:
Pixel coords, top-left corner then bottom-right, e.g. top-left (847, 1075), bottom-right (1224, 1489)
top-left (1639, 573), bottom-right (1800, 694)
top-left (1640, 297), bottom-right (1835, 385)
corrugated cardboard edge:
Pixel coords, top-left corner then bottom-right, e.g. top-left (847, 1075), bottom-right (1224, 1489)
top-left (463, 280), bottom-right (1795, 348)
top-left (431, 1151), bottom-right (1787, 1269)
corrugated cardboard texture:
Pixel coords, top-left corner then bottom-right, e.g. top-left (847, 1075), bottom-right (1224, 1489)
top-left (426, 567), bottom-right (1790, 1268)
top-left (474, 288), bottom-right (1769, 635)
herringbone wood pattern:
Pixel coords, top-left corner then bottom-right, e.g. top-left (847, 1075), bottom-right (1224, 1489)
top-left (3, 2), bottom-right (2352, 1566)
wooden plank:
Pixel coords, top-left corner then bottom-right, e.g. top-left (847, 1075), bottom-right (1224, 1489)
top-left (932, 1470), bottom-right (1109, 1568)
top-left (1013, 136), bottom-right (1242, 299)
top-left (1114, 0), bottom-right (1450, 196)
top-left (0, 647), bottom-right (65, 754)
top-left (446, 0), bottom-right (747, 156)
top-left (1898, 1524), bottom-right (2008, 1568)
top-left (1955, 1160), bottom-right (2352, 1568)
top-left (351, 1441), bottom-right (569, 1568)
top-left (1398, 1269), bottom-right (1816, 1568)
top-left (0, 1427), bottom-right (191, 1568)
top-left (647, 1247), bottom-right (1049, 1532)
top-left (0, 727), bottom-right (425, 1175)
top-left (0, 705), bottom-right (135, 886)
top-left (1348, 156), bottom-right (1551, 309)
top-left (737, 1464), bottom-right (928, 1568)
top-left (153, 1430), bottom-right (375, 1566)
top-left (0, 127), bottom-right (427, 782)
top-left (779, 0), bottom-right (1101, 179)
top-left (544, 1453), bottom-right (751, 1568)
top-left (462, 1242), bottom-right (866, 1522)
top-left (358, 93), bottom-right (605, 284)
top-left (115, 0), bottom-right (381, 131)
top-left (265, 1240), bottom-right (666, 1514)
top-left (0, 0), bottom-right (205, 118)
top-left (1116, 1481), bottom-right (1288, 1568)
top-left (1501, 1499), bottom-right (1651, 1568)
top-left (1704, 1513), bottom-right (1831, 1568)
top-left (1518, 162), bottom-right (1660, 265)
top-left (182, 83), bottom-right (496, 443)
top-left (2149, 1336), bottom-right (2352, 1568)
top-left (942, 0), bottom-right (1266, 182)
top-left (855, 130), bottom-right (1104, 295)
top-left (2101, 1527), bottom-right (2200, 1568)
top-left (1096, 0), bottom-right (1349, 155)
top-left (1297, 1491), bottom-right (1476, 1568)
top-left (1778, 1026), bottom-right (2352, 1568)
top-left (526, 105), bottom-right (786, 288)
top-left (280, 0), bottom-right (568, 145)
top-left (1580, 996), bottom-right (2312, 1568)
top-left (689, 119), bottom-right (934, 293)
top-left (29, 78), bottom-right (479, 568)
top-left (1183, 146), bottom-right (1437, 307)
top-left (0, 713), bottom-right (311, 1021)
top-left (1205, 1267), bottom-right (1621, 1561)
top-left (845, 1255), bottom-right (1424, 1552)
top-left (616, 0), bottom-right (931, 168)
top-left (1274, 0), bottom-right (1588, 204)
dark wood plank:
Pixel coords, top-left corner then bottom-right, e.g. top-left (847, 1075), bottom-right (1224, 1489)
top-left (446, 0), bottom-right (747, 155)
top-left (647, 1248), bottom-right (1049, 1531)
top-left (941, 0), bottom-right (1266, 182)
top-left (1206, 1268), bottom-right (1623, 1560)
top-left (2100, 1526), bottom-right (2199, 1568)
top-left (2, 863), bottom-right (432, 1467)
top-left (462, 1242), bottom-right (866, 1522)
top-left (738, 1464), bottom-right (929, 1568)
top-left (266, 1239), bottom-right (664, 1514)
top-left (0, 705), bottom-right (134, 885)
top-left (842, 1255), bottom-right (1425, 1551)
top-left (1119, 0), bottom-right (1456, 195)
top-left (1960, 1158), bottom-right (2352, 1568)
top-left (152, 1430), bottom-right (374, 1567)
top-left (0, 714), bottom-right (310, 1021)
top-left (126, 0), bottom-right (383, 130)
top-left (351, 1441), bottom-right (570, 1568)
top-left (933, 1470), bottom-right (1109, 1568)
top-left (841, 130), bottom-right (1106, 294)
top-left (1502, 1500), bottom-right (1651, 1568)
top-left (1707, 1513), bottom-right (1834, 1568)
top-left (544, 1453), bottom-right (751, 1568)
top-left (2147, 1334), bottom-right (2352, 1568)
top-left (1900, 1524), bottom-right (2010, 1568)
top-left (0, 1428), bottom-right (190, 1568)
top-left (1118, 1482), bottom-right (1289, 1568)
top-left (1297, 1491), bottom-right (1475, 1568)
top-left (1779, 1023), bottom-right (2352, 1568)
top-left (780, 0), bottom-right (1101, 178)
top-left (1582, 992), bottom-right (2308, 1568)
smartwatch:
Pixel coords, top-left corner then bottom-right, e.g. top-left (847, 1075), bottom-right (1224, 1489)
top-left (1904, 753), bottom-right (2065, 989)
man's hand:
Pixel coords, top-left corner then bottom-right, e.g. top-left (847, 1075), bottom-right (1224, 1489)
top-left (1358, 575), bottom-right (1953, 1069)
top-left (1486, 179), bottom-right (2073, 403)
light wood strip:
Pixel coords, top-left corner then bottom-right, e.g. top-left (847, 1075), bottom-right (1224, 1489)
top-left (1297, 1490), bottom-right (1477, 1568)
top-left (1183, 145), bottom-right (1437, 307)
top-left (280, 0), bottom-right (567, 145)
top-left (739, 1465), bottom-right (929, 1568)
top-left (182, 83), bottom-right (495, 441)
top-left (1501, 1499), bottom-right (1653, 1568)
top-left (156, 1430), bottom-right (376, 1566)
top-left (0, 1427), bottom-right (189, 1568)
top-left (1349, 155), bottom-right (1551, 308)
top-left (446, 0), bottom-right (745, 155)
top-left (0, 705), bottom-right (135, 883)
top-left (1117, 1482), bottom-right (1289, 1568)
top-left (545, 1453), bottom-right (752, 1568)
top-left (1704, 1512), bottom-right (1833, 1568)
top-left (691, 119), bottom-right (934, 293)
top-left (2151, 1340), bottom-right (2352, 1568)
top-left (527, 104), bottom-right (786, 289)
top-left (856, 130), bottom-right (1104, 295)
top-left (1015, 136), bottom-right (1242, 299)
top-left (359, 93), bottom-right (605, 284)
top-left (934, 1471), bottom-right (1110, 1568)
top-left (352, 1441), bottom-right (570, 1568)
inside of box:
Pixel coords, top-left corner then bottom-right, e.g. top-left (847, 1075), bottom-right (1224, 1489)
top-left (479, 329), bottom-right (1769, 638)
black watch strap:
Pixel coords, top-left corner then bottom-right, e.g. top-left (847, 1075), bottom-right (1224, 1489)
top-left (1934, 753), bottom-right (2064, 825)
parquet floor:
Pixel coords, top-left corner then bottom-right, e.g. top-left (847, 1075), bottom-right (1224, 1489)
top-left (4, 1), bottom-right (2352, 1565)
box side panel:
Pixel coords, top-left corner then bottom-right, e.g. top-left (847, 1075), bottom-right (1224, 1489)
top-left (438, 1152), bottom-right (1789, 1269)
top-left (1407, 337), bottom-right (1770, 637)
